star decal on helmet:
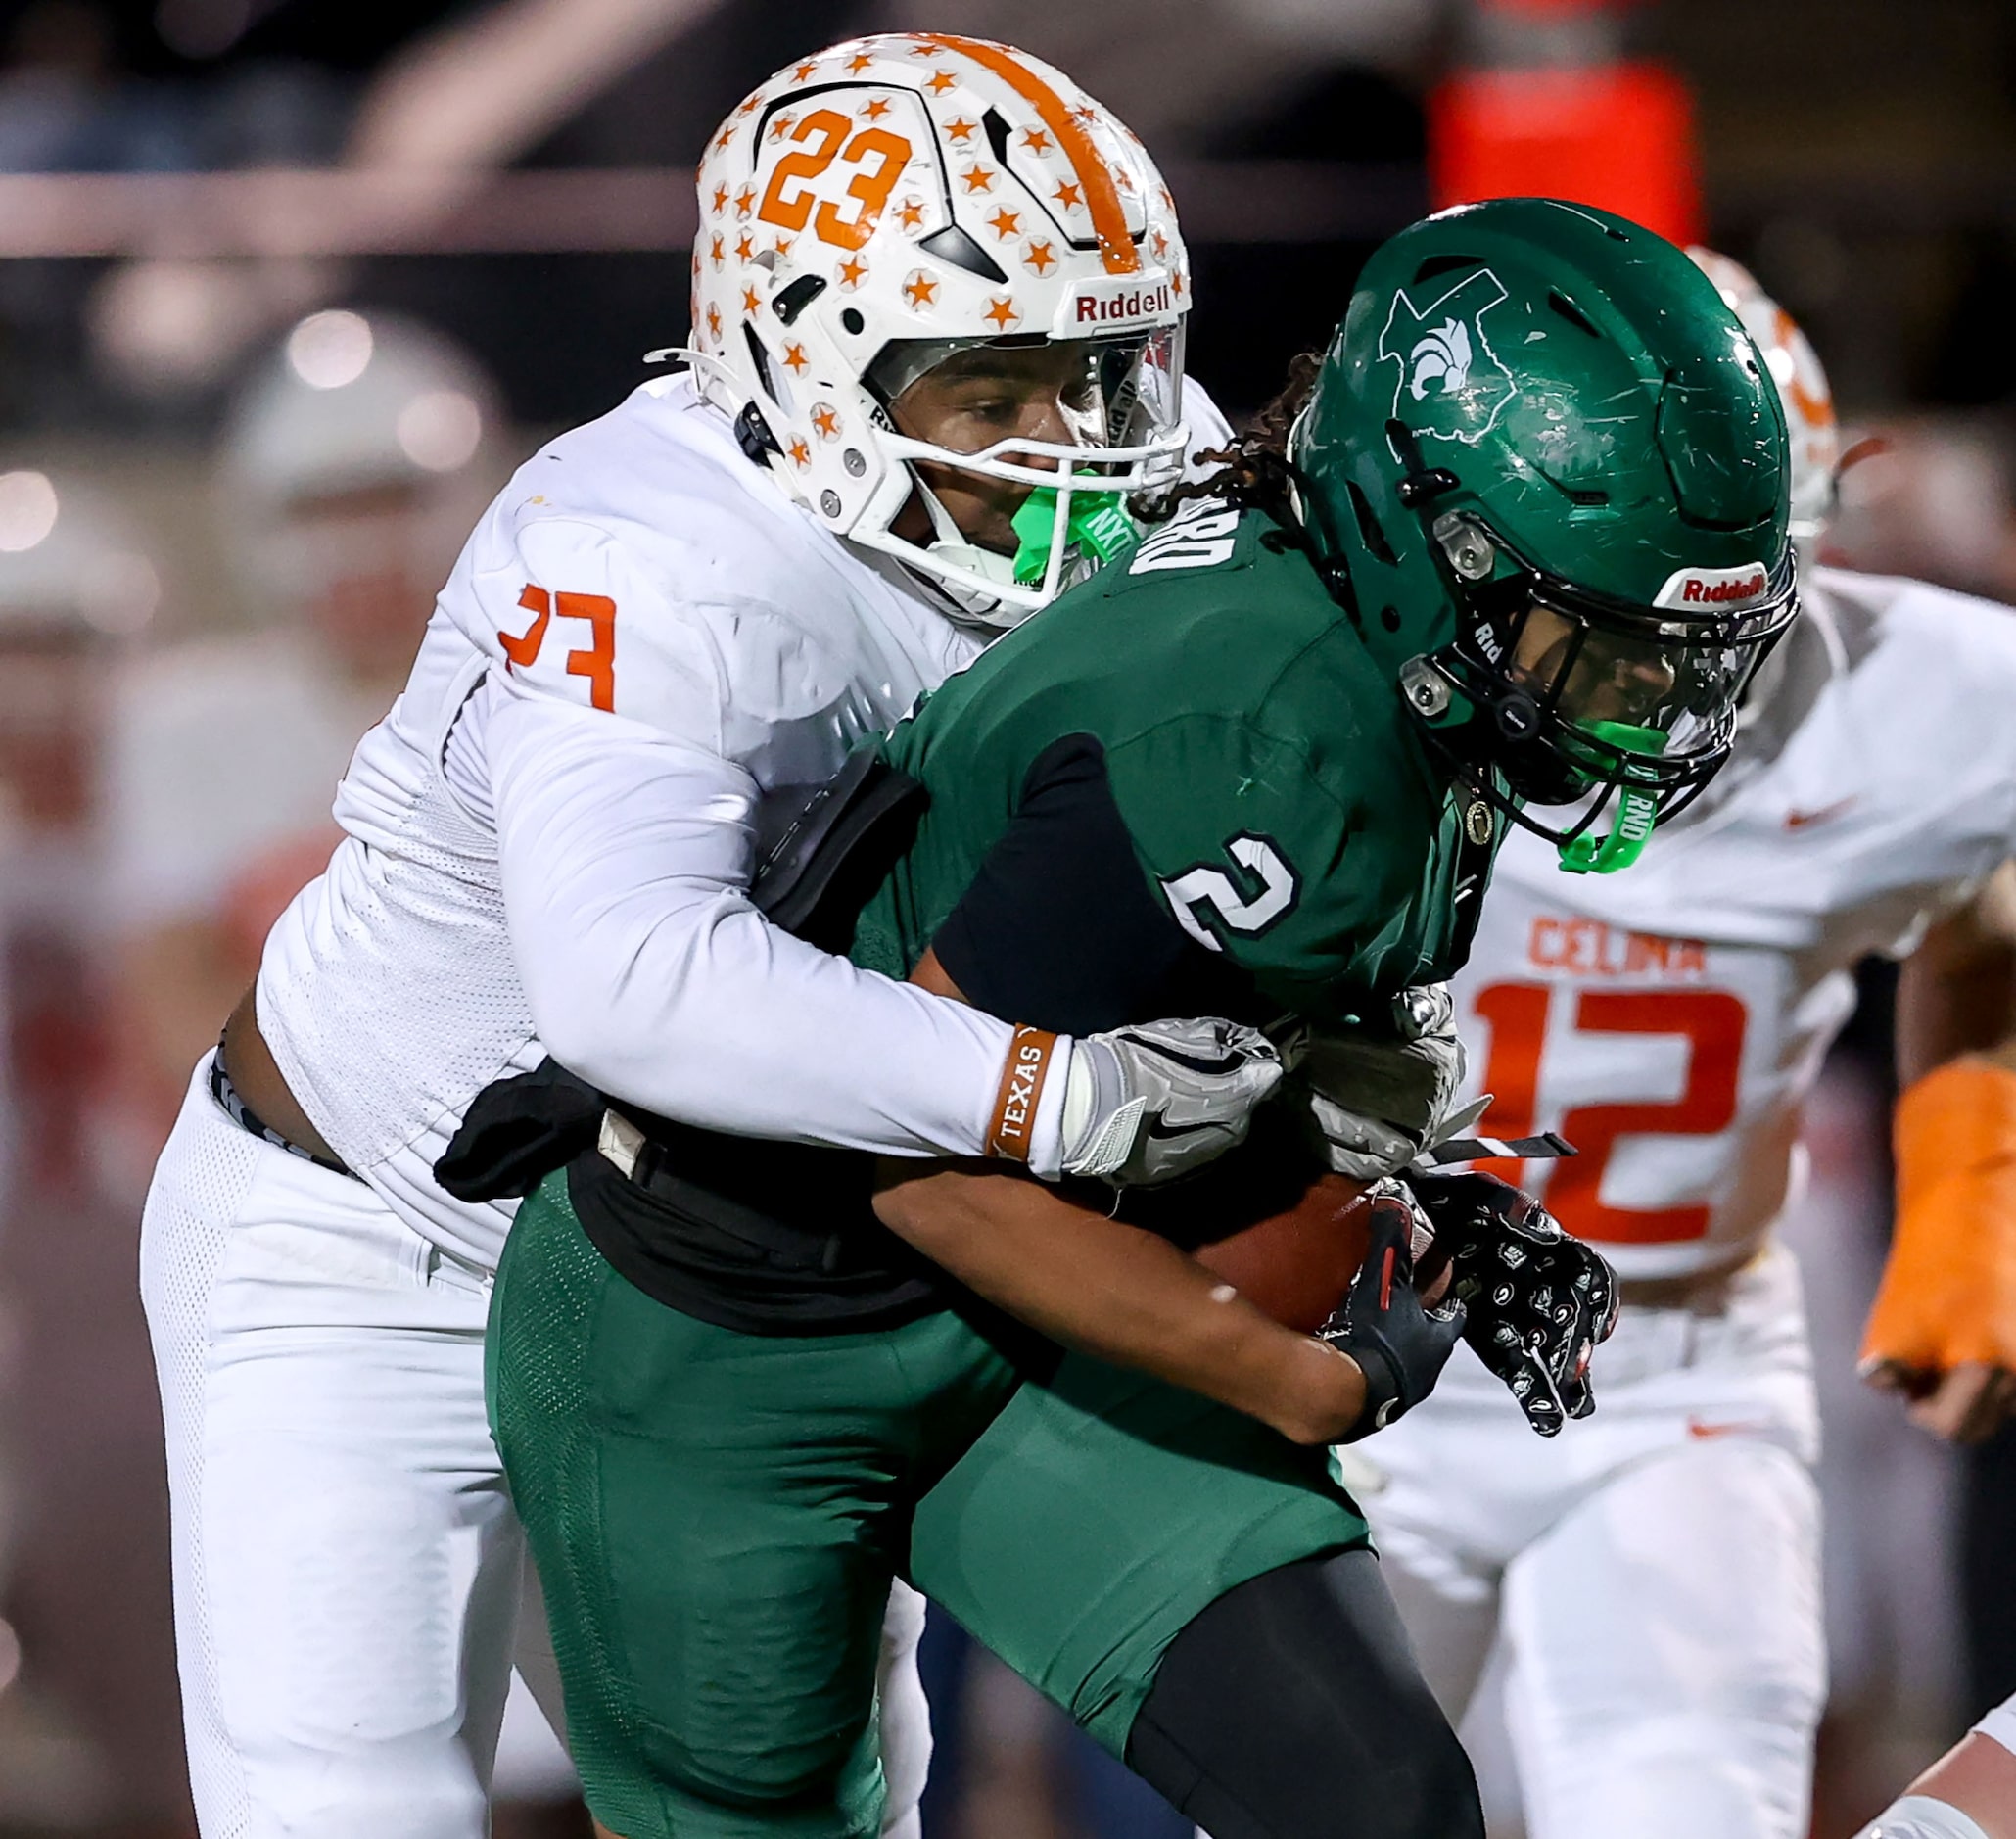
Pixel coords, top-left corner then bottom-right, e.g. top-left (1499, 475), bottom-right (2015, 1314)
top-left (708, 234), bottom-right (725, 268)
top-left (712, 123), bottom-right (733, 154)
top-left (1149, 228), bottom-right (1167, 259)
top-left (961, 165), bottom-right (996, 193)
top-left (811, 403), bottom-right (842, 440)
top-left (768, 112), bottom-right (797, 142)
top-left (987, 209), bottom-right (1020, 239)
top-left (1376, 268), bottom-right (1515, 447)
top-left (786, 435), bottom-right (812, 469)
top-left (741, 286), bottom-right (762, 315)
top-left (846, 51), bottom-right (875, 73)
top-left (736, 93), bottom-right (763, 117)
top-left (926, 70), bottom-right (958, 94)
top-left (837, 255), bottom-right (868, 289)
top-left (984, 296), bottom-right (1020, 331)
top-left (897, 199), bottom-right (926, 231)
top-left (944, 117), bottom-right (976, 143)
top-left (782, 343), bottom-right (808, 373)
top-left (903, 270), bottom-right (938, 308)
top-left (1114, 167), bottom-right (1135, 193)
top-left (771, 234), bottom-right (793, 258)
top-left (907, 41), bottom-right (937, 56)
top-left (861, 98), bottom-right (892, 121)
top-left (711, 183), bottom-right (729, 214)
top-left (1054, 180), bottom-right (1082, 211)
top-left (734, 231), bottom-right (754, 261)
top-left (791, 60), bottom-right (820, 82)
top-left (1023, 240), bottom-right (1056, 275)
top-left (1171, 270), bottom-right (1186, 298)
top-left (1021, 128), bottom-right (1052, 155)
top-left (706, 304), bottom-right (722, 340)
top-left (734, 185), bottom-right (756, 218)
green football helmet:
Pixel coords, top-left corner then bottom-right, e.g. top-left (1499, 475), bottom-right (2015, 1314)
top-left (1291, 198), bottom-right (1797, 872)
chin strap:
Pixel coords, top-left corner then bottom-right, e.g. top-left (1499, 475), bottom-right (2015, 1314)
top-left (1556, 721), bottom-right (1668, 875)
top-left (908, 480), bottom-right (1024, 625)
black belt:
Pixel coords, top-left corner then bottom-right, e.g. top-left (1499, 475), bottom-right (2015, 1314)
top-left (210, 1042), bottom-right (358, 1180)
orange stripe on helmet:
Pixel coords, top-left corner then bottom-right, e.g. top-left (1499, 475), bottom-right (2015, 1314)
top-left (912, 33), bottom-right (1140, 276)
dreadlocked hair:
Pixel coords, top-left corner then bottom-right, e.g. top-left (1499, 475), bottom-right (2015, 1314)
top-left (1137, 350), bottom-right (1323, 530)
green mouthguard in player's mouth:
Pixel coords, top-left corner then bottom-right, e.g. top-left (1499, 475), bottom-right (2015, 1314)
top-left (1011, 478), bottom-right (1136, 586)
top-left (1556, 721), bottom-right (1668, 875)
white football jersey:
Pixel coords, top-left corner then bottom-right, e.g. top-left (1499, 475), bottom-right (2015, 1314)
top-left (255, 370), bottom-right (1234, 1272)
top-left (1453, 568), bottom-right (2016, 1280)
top-left (255, 373), bottom-right (983, 1268)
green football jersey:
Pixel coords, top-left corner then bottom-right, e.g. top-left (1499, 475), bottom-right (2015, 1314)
top-left (852, 500), bottom-right (1506, 1028)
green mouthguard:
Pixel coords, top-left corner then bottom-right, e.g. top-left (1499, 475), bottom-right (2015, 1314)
top-left (1011, 479), bottom-right (1135, 586)
top-left (1556, 721), bottom-right (1667, 875)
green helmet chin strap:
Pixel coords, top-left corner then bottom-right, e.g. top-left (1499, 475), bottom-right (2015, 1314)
top-left (1011, 477), bottom-right (1135, 586)
top-left (1556, 721), bottom-right (1667, 875)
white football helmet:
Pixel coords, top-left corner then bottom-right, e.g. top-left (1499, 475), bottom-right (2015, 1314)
top-left (0, 469), bottom-right (158, 639)
top-left (220, 309), bottom-right (503, 614)
top-left (223, 310), bottom-right (501, 513)
top-left (1688, 248), bottom-right (1840, 561)
top-left (686, 32), bottom-right (1192, 627)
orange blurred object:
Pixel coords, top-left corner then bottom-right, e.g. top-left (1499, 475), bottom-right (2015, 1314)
top-left (1861, 1059), bottom-right (2016, 1380)
top-left (1428, 61), bottom-right (1703, 247)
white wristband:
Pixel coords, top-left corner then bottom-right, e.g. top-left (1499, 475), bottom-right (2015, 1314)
top-left (1023, 1034), bottom-right (1076, 1182)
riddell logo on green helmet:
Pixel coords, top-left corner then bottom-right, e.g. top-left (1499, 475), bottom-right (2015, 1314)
top-left (1654, 562), bottom-right (1769, 609)
top-left (1378, 269), bottom-right (1514, 446)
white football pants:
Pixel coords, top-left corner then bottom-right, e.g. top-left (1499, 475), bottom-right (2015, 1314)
top-left (1360, 1244), bottom-right (1826, 1839)
top-left (140, 1054), bottom-right (931, 1839)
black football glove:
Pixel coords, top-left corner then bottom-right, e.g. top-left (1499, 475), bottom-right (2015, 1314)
top-left (1406, 1170), bottom-right (1619, 1438)
top-left (1318, 1183), bottom-right (1468, 1443)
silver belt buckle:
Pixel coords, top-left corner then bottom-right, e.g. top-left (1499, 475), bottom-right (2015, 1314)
top-left (597, 1108), bottom-right (646, 1179)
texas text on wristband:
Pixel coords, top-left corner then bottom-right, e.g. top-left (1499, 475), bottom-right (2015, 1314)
top-left (988, 1026), bottom-right (1060, 1162)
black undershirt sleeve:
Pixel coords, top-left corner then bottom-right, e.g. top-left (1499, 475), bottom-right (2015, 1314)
top-left (932, 732), bottom-right (1319, 1245)
top-left (930, 732), bottom-right (1251, 1038)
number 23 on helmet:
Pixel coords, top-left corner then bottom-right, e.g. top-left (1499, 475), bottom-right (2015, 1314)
top-left (687, 33), bottom-right (1191, 629)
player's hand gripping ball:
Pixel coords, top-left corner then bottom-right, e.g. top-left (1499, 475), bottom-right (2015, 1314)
top-left (1314, 1182), bottom-right (1469, 1441)
top-left (1191, 1170), bottom-right (1452, 1333)
top-left (1407, 1171), bottom-right (1619, 1438)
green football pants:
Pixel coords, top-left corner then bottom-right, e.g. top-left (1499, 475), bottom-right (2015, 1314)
top-left (489, 1172), bottom-right (1369, 1839)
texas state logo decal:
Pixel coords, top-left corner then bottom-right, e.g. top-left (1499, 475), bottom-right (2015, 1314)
top-left (1379, 268), bottom-right (1514, 445)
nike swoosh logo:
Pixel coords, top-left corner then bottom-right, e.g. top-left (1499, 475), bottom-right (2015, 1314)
top-left (1785, 797), bottom-right (1856, 830)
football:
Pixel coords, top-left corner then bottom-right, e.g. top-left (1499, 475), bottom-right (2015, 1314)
top-left (1113, 1108), bottom-right (1449, 1333)
top-left (1194, 1173), bottom-right (1377, 1333)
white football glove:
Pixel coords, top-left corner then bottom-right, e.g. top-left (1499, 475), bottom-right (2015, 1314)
top-left (1289, 985), bottom-right (1468, 1181)
top-left (1055, 1018), bottom-right (1283, 1187)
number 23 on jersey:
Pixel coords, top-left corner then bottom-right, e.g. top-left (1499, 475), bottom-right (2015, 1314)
top-left (499, 584), bottom-right (617, 712)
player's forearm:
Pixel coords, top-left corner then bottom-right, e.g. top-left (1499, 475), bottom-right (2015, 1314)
top-left (1898, 861), bottom-right (2016, 1085)
top-left (871, 1162), bottom-right (1367, 1444)
top-left (491, 693), bottom-right (1028, 1162)
top-left (526, 890), bottom-right (1023, 1155)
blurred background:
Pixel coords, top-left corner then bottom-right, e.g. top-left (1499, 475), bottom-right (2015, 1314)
top-left (0, 0), bottom-right (2005, 1833)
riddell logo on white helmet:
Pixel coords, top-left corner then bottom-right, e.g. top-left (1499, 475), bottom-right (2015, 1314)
top-left (1653, 563), bottom-right (1769, 610)
top-left (1055, 273), bottom-right (1179, 336)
